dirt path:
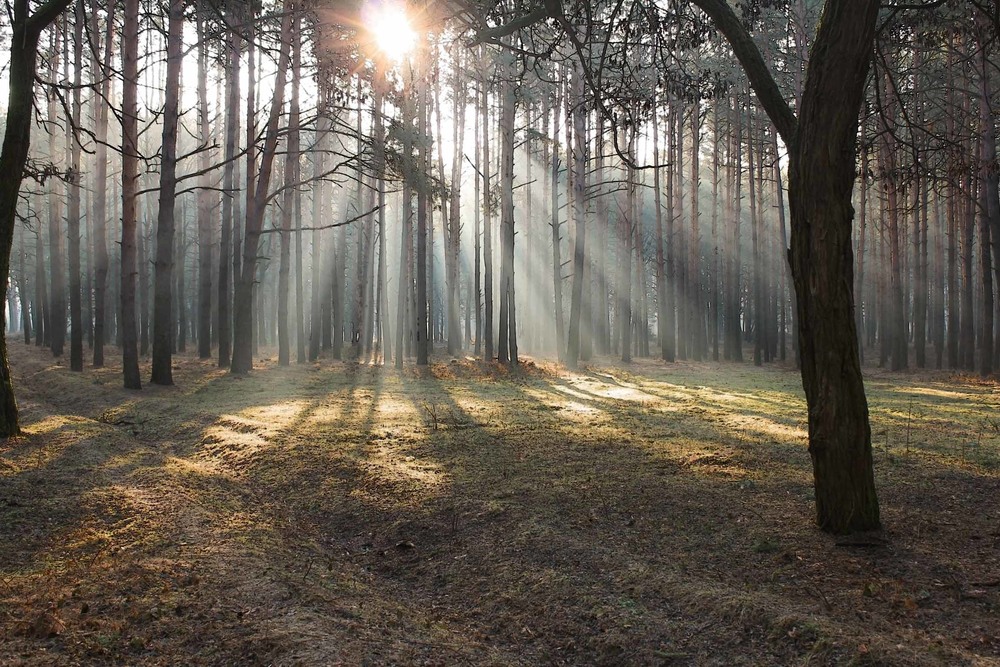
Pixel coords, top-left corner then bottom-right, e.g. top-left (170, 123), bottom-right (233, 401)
top-left (2, 340), bottom-right (999, 665)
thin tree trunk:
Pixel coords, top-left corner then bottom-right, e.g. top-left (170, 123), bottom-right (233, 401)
top-left (416, 57), bottom-right (430, 365)
top-left (565, 64), bottom-right (587, 368)
top-left (66, 3), bottom-right (83, 371)
top-left (231, 0), bottom-right (293, 374)
top-left (550, 78), bottom-right (565, 360)
top-left (689, 102), bottom-right (704, 361)
top-left (120, 0), bottom-right (141, 389)
top-left (481, 53), bottom-right (494, 362)
top-left (218, 11), bottom-right (240, 368)
top-left (497, 74), bottom-right (517, 365)
top-left (48, 23), bottom-right (65, 358)
top-left (150, 0), bottom-right (184, 385)
top-left (196, 5), bottom-right (213, 360)
top-left (309, 96), bottom-right (327, 362)
top-left (654, 97), bottom-right (672, 362)
top-left (278, 13), bottom-right (301, 367)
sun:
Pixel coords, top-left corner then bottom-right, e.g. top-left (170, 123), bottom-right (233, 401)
top-left (366, 1), bottom-right (417, 62)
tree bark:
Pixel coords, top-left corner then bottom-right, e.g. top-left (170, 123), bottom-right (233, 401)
top-left (151, 0), bottom-right (184, 385)
top-left (784, 1), bottom-right (881, 532)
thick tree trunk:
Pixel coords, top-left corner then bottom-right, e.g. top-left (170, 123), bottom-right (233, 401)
top-left (784, 1), bottom-right (881, 533)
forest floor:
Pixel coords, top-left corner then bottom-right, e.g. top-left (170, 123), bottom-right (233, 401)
top-left (1, 339), bottom-right (999, 666)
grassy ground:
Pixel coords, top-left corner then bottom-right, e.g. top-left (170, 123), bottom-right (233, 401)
top-left (1, 339), bottom-right (998, 666)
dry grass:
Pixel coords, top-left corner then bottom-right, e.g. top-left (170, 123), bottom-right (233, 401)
top-left (1, 341), bottom-right (998, 666)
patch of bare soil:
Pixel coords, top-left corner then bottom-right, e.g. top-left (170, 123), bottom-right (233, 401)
top-left (1, 340), bottom-right (998, 666)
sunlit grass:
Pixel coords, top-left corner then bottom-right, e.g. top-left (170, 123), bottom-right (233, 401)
top-left (4, 340), bottom-right (1000, 665)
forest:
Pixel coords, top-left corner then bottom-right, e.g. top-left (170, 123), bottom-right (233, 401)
top-left (1, 0), bottom-right (999, 664)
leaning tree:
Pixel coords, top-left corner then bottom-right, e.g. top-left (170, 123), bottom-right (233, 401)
top-left (0, 0), bottom-right (76, 436)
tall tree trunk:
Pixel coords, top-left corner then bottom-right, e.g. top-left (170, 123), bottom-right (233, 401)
top-left (729, 98), bottom-right (743, 362)
top-left (278, 12), bottom-right (301, 367)
top-left (196, 4), bottom-right (213, 360)
top-left (961, 168), bottom-right (976, 372)
top-left (395, 77), bottom-right (414, 370)
top-left (34, 213), bottom-right (47, 348)
top-left (689, 102), bottom-right (704, 361)
top-left (309, 92), bottom-right (327, 362)
top-left (497, 74), bottom-right (517, 365)
top-left (218, 11), bottom-right (240, 368)
top-left (91, 0), bottom-right (114, 367)
top-left (618, 128), bottom-right (634, 364)
top-left (66, 2), bottom-right (84, 371)
top-left (374, 71), bottom-right (390, 363)
top-left (654, 98), bottom-right (673, 362)
top-left (17, 225), bottom-right (30, 343)
top-left (473, 73), bottom-right (482, 356)
top-left (150, 0), bottom-right (184, 385)
top-left (565, 64), bottom-right (587, 368)
top-left (777, 0), bottom-right (881, 532)
top-left (749, 109), bottom-right (763, 366)
top-left (416, 57), bottom-right (430, 365)
top-left (481, 53), bottom-right (494, 362)
top-left (446, 46), bottom-right (465, 356)
top-left (120, 0), bottom-right (141, 389)
top-left (674, 106), bottom-right (687, 359)
top-left (550, 79), bottom-right (565, 360)
top-left (977, 23), bottom-right (999, 376)
top-left (231, 0), bottom-right (293, 374)
top-left (293, 44), bottom-right (305, 365)
top-left (48, 23), bottom-right (65, 358)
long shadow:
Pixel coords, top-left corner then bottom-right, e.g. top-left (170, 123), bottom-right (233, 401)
top-left (6, 344), bottom-right (1000, 665)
